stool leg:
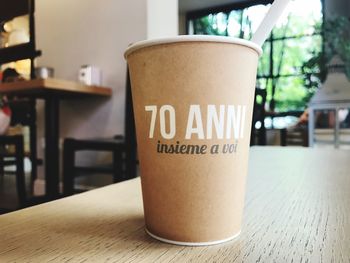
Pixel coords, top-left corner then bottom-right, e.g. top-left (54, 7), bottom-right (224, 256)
top-left (15, 137), bottom-right (27, 208)
top-left (29, 151), bottom-right (38, 186)
top-left (63, 141), bottom-right (75, 196)
top-left (0, 156), bottom-right (4, 177)
top-left (113, 150), bottom-right (123, 183)
top-left (30, 100), bottom-right (38, 184)
top-left (280, 129), bottom-right (287, 146)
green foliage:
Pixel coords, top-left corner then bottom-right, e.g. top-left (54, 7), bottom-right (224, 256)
top-left (191, 2), bottom-right (324, 112)
top-left (193, 14), bottom-right (227, 36)
top-left (268, 12), bottom-right (322, 111)
top-left (275, 76), bottom-right (310, 111)
top-left (301, 16), bottom-right (350, 102)
top-left (324, 16), bottom-right (350, 71)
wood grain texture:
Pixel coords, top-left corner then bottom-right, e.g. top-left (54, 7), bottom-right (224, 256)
top-left (0, 147), bottom-right (349, 262)
top-left (0, 78), bottom-right (112, 96)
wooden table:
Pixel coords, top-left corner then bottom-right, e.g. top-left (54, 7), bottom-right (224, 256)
top-left (0, 147), bottom-right (349, 262)
top-left (0, 78), bottom-right (112, 199)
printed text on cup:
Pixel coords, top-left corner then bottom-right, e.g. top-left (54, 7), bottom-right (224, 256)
top-left (145, 105), bottom-right (248, 155)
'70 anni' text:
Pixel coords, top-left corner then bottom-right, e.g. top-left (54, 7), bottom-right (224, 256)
top-left (145, 104), bottom-right (247, 140)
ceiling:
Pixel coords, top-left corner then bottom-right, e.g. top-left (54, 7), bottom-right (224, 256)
top-left (179, 0), bottom-right (252, 13)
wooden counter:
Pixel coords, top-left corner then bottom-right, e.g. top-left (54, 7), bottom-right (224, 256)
top-left (0, 147), bottom-right (349, 262)
top-left (0, 78), bottom-right (112, 98)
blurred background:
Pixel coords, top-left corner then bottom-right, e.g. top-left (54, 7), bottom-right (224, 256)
top-left (0, 0), bottom-right (349, 212)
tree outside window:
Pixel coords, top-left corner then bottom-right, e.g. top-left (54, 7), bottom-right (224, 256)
top-left (187, 0), bottom-right (323, 116)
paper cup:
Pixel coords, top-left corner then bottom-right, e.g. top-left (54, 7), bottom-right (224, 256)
top-left (125, 35), bottom-right (261, 246)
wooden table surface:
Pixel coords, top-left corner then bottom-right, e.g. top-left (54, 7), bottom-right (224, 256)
top-left (0, 78), bottom-right (112, 97)
top-left (0, 147), bottom-right (349, 262)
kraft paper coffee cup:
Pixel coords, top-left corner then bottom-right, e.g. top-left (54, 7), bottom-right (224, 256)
top-left (125, 35), bottom-right (262, 246)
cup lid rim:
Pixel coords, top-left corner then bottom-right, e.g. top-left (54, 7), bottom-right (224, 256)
top-left (124, 35), bottom-right (263, 58)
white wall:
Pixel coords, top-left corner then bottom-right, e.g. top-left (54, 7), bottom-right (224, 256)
top-left (147, 0), bottom-right (179, 38)
top-left (35, 0), bottom-right (147, 170)
top-left (34, 0), bottom-right (181, 188)
top-left (32, 0), bottom-right (147, 191)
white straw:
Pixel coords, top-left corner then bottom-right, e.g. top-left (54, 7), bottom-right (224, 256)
top-left (251, 0), bottom-right (292, 46)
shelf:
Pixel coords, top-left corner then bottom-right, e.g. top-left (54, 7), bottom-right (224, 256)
top-left (0, 44), bottom-right (41, 64)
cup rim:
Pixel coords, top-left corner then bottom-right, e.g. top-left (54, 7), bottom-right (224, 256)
top-left (124, 35), bottom-right (263, 58)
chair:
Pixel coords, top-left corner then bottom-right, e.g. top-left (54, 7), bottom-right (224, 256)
top-left (63, 69), bottom-right (137, 195)
top-left (0, 135), bottom-right (26, 207)
top-left (280, 125), bottom-right (309, 147)
top-left (0, 99), bottom-right (42, 181)
top-left (0, 0), bottom-right (41, 207)
top-left (250, 88), bottom-right (267, 145)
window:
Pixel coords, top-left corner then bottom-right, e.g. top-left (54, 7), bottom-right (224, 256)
top-left (187, 0), bottom-right (323, 113)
